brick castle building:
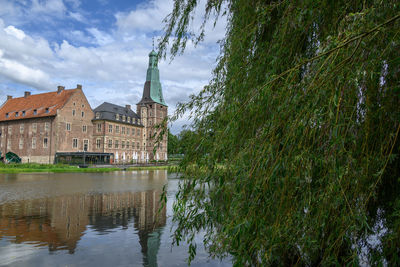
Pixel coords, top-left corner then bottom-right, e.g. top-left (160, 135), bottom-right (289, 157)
top-left (0, 50), bottom-right (168, 164)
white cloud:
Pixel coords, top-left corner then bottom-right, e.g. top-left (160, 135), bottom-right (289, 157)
top-left (31, 0), bottom-right (66, 15)
top-left (0, 48), bottom-right (54, 90)
top-left (4, 25), bottom-right (26, 40)
top-left (87, 28), bottom-right (114, 46)
top-left (115, 0), bottom-right (173, 32)
top-left (69, 11), bottom-right (85, 23)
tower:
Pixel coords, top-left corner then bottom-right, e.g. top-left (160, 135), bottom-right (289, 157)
top-left (137, 50), bottom-right (168, 161)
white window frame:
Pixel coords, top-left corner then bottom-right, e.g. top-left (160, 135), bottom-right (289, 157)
top-left (43, 138), bottom-right (48, 148)
top-left (73, 138), bottom-right (78, 148)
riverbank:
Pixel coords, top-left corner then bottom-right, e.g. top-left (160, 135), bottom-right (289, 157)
top-left (0, 163), bottom-right (179, 173)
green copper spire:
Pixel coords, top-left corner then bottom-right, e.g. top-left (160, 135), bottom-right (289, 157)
top-left (140, 50), bottom-right (167, 106)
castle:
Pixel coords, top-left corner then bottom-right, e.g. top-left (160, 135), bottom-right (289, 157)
top-left (0, 50), bottom-right (168, 164)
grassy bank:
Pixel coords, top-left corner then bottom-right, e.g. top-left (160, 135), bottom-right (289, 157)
top-left (0, 163), bottom-right (179, 173)
top-left (0, 163), bottom-right (120, 173)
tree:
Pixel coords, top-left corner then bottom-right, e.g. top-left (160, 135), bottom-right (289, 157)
top-left (168, 129), bottom-right (179, 155)
top-left (160, 1), bottom-right (400, 265)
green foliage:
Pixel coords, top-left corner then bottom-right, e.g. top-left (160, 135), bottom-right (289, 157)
top-left (168, 129), bottom-right (180, 154)
top-left (160, 0), bottom-right (400, 265)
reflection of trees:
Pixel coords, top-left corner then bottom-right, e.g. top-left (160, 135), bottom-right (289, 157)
top-left (0, 190), bottom-right (166, 260)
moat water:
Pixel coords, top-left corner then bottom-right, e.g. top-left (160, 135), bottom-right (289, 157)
top-left (0, 171), bottom-right (231, 267)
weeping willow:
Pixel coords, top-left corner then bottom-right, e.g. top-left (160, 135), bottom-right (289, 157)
top-left (159, 0), bottom-right (400, 265)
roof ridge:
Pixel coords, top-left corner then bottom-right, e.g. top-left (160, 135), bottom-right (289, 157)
top-left (9, 88), bottom-right (78, 100)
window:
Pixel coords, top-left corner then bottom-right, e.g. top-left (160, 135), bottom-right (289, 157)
top-left (43, 138), bottom-right (48, 148)
top-left (137, 129), bottom-right (140, 136)
top-left (72, 110), bottom-right (76, 116)
top-left (116, 126), bottom-right (120, 133)
top-left (20, 124), bottom-right (24, 134)
top-left (108, 124), bottom-right (113, 133)
top-left (83, 140), bottom-right (88, 151)
top-left (81, 111), bottom-right (84, 117)
top-left (126, 141), bottom-right (129, 149)
top-left (22, 111), bottom-right (25, 116)
top-left (127, 117), bottom-right (131, 123)
top-left (32, 137), bottom-right (36, 149)
top-left (150, 111), bottom-right (153, 116)
top-left (7, 139), bottom-right (11, 150)
top-left (19, 139), bottom-right (23, 149)
top-left (97, 124), bottom-right (101, 132)
top-left (137, 142), bottom-right (140, 149)
top-left (126, 128), bottom-right (130, 135)
top-left (115, 140), bottom-right (119, 149)
top-left (5, 113), bottom-right (9, 118)
top-left (33, 109), bottom-right (37, 115)
top-left (96, 112), bottom-right (100, 119)
top-left (15, 112), bottom-right (19, 117)
top-left (132, 128), bottom-right (135, 135)
top-left (8, 126), bottom-right (12, 135)
top-left (122, 141), bottom-right (125, 149)
top-left (45, 108), bottom-right (49, 113)
top-left (66, 123), bottom-right (71, 131)
top-left (73, 138), bottom-right (78, 148)
top-left (149, 120), bottom-right (152, 126)
top-left (82, 125), bottom-right (87, 132)
top-left (73, 102), bottom-right (76, 106)
top-left (108, 139), bottom-right (112, 148)
top-left (122, 115), bottom-right (126, 122)
top-left (32, 123), bottom-right (37, 133)
top-left (122, 127), bottom-right (125, 134)
top-left (82, 104), bottom-right (85, 108)
top-left (45, 122), bottom-right (50, 132)
top-left (116, 114), bottom-right (120, 120)
top-left (96, 139), bottom-right (101, 149)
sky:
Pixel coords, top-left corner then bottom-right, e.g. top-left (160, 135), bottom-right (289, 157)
top-left (0, 0), bottom-right (226, 134)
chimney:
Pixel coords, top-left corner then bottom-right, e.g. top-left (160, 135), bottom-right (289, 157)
top-left (24, 91), bottom-right (31, 98)
top-left (77, 84), bottom-right (82, 90)
top-left (126, 104), bottom-right (131, 110)
top-left (7, 95), bottom-right (12, 100)
top-left (57, 86), bottom-right (65, 94)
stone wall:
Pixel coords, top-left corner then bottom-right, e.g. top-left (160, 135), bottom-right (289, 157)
top-left (0, 117), bottom-right (56, 163)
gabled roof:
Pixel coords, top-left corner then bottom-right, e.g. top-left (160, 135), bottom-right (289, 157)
top-left (93, 102), bottom-right (142, 126)
top-left (0, 89), bottom-right (78, 122)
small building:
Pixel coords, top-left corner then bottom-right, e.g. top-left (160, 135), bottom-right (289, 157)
top-left (0, 50), bottom-right (168, 164)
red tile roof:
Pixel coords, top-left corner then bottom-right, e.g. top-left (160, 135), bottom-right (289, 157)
top-left (0, 89), bottom-right (78, 122)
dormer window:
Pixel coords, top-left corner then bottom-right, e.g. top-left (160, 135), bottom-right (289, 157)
top-left (33, 109), bottom-right (37, 115)
top-left (22, 111), bottom-right (25, 116)
top-left (45, 108), bottom-right (49, 113)
top-left (5, 113), bottom-right (9, 118)
top-left (15, 112), bottom-right (19, 117)
top-left (127, 117), bottom-right (130, 123)
top-left (122, 115), bottom-right (126, 122)
top-left (116, 114), bottom-right (120, 120)
top-left (96, 112), bottom-right (100, 119)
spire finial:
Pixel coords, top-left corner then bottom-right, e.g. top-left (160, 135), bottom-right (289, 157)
top-left (152, 37), bottom-right (154, 50)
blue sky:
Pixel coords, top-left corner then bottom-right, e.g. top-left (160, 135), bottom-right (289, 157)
top-left (0, 0), bottom-right (226, 134)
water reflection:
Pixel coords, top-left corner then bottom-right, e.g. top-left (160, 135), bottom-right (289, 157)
top-left (0, 171), bottom-right (166, 266)
top-left (0, 171), bottom-right (230, 267)
top-left (0, 191), bottom-right (166, 256)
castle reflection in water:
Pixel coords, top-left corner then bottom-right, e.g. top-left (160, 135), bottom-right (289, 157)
top-left (0, 188), bottom-right (166, 264)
